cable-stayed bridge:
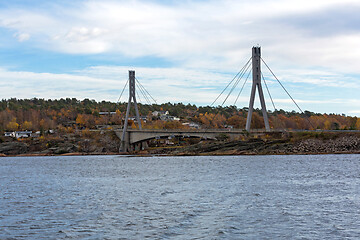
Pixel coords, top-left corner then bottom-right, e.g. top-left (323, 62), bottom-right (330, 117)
top-left (116, 47), bottom-right (309, 152)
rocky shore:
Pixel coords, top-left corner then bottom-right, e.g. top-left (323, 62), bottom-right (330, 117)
top-left (1, 132), bottom-right (360, 157)
top-left (0, 131), bottom-right (121, 156)
top-left (145, 133), bottom-right (360, 156)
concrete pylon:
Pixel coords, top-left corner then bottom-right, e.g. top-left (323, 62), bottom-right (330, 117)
top-left (245, 47), bottom-right (270, 132)
top-left (120, 70), bottom-right (142, 152)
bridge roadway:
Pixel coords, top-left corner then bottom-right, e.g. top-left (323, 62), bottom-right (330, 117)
top-left (114, 128), bottom-right (268, 152)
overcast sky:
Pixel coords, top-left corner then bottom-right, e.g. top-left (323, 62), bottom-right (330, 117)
top-left (0, 0), bottom-right (360, 115)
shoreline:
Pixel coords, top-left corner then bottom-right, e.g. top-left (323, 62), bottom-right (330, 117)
top-left (1, 150), bottom-right (360, 158)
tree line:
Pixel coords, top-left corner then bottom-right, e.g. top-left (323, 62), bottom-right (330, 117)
top-left (0, 98), bottom-right (359, 132)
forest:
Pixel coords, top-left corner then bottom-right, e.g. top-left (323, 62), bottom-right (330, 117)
top-left (0, 98), bottom-right (359, 133)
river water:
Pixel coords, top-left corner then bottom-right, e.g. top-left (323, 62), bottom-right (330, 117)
top-left (0, 154), bottom-right (359, 239)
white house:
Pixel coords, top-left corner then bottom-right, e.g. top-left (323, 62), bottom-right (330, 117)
top-left (152, 111), bottom-right (169, 117)
top-left (4, 131), bottom-right (33, 138)
top-left (99, 112), bottom-right (117, 115)
top-left (182, 122), bottom-right (200, 129)
top-left (4, 132), bottom-right (13, 137)
top-left (15, 131), bottom-right (33, 138)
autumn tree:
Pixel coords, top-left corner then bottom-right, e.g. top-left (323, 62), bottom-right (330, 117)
top-left (356, 118), bottom-right (360, 130)
top-left (1, 98), bottom-right (360, 133)
top-left (226, 115), bottom-right (246, 129)
top-left (6, 118), bottom-right (19, 131)
top-left (212, 113), bottom-right (226, 128)
top-left (76, 114), bottom-right (86, 127)
top-left (250, 112), bottom-right (265, 129)
top-left (21, 121), bottom-right (33, 130)
top-left (164, 121), bottom-right (185, 129)
top-left (197, 113), bottom-right (210, 127)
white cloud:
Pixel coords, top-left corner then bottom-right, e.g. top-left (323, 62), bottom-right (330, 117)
top-left (0, 66), bottom-right (233, 104)
top-left (0, 0), bottom-right (360, 72)
top-left (76, 65), bottom-right (236, 104)
top-left (63, 27), bottom-right (107, 42)
top-left (348, 110), bottom-right (360, 114)
top-left (262, 67), bottom-right (360, 89)
top-left (0, 0), bottom-right (360, 116)
top-left (0, 67), bottom-right (117, 100)
top-left (14, 32), bottom-right (30, 42)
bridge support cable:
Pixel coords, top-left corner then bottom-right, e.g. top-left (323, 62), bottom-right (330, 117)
top-left (261, 58), bottom-right (304, 114)
top-left (221, 60), bottom-right (252, 106)
top-left (200, 57), bottom-right (252, 141)
top-left (215, 57), bottom-right (251, 106)
top-left (136, 81), bottom-right (151, 104)
top-left (117, 79), bottom-right (129, 103)
top-left (234, 68), bottom-right (251, 105)
top-left (234, 66), bottom-right (252, 106)
top-left (135, 79), bottom-right (150, 103)
top-left (261, 72), bottom-right (276, 111)
top-left (210, 57), bottom-right (252, 107)
top-left (135, 78), bottom-right (157, 104)
top-left (135, 84), bottom-right (143, 104)
top-left (261, 57), bottom-right (315, 129)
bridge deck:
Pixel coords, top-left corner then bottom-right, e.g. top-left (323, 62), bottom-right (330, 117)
top-left (115, 128), bottom-right (360, 152)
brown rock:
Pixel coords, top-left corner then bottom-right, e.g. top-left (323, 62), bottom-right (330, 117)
top-left (0, 142), bottom-right (28, 155)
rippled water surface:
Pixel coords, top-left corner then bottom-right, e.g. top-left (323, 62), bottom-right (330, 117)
top-left (1, 154), bottom-right (359, 239)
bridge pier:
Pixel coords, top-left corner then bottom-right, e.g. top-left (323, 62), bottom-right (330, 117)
top-left (133, 142), bottom-right (145, 152)
top-left (119, 130), bottom-right (149, 153)
top-left (120, 130), bottom-right (129, 152)
top-left (130, 141), bottom-right (148, 152)
top-left (120, 141), bottom-right (128, 152)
